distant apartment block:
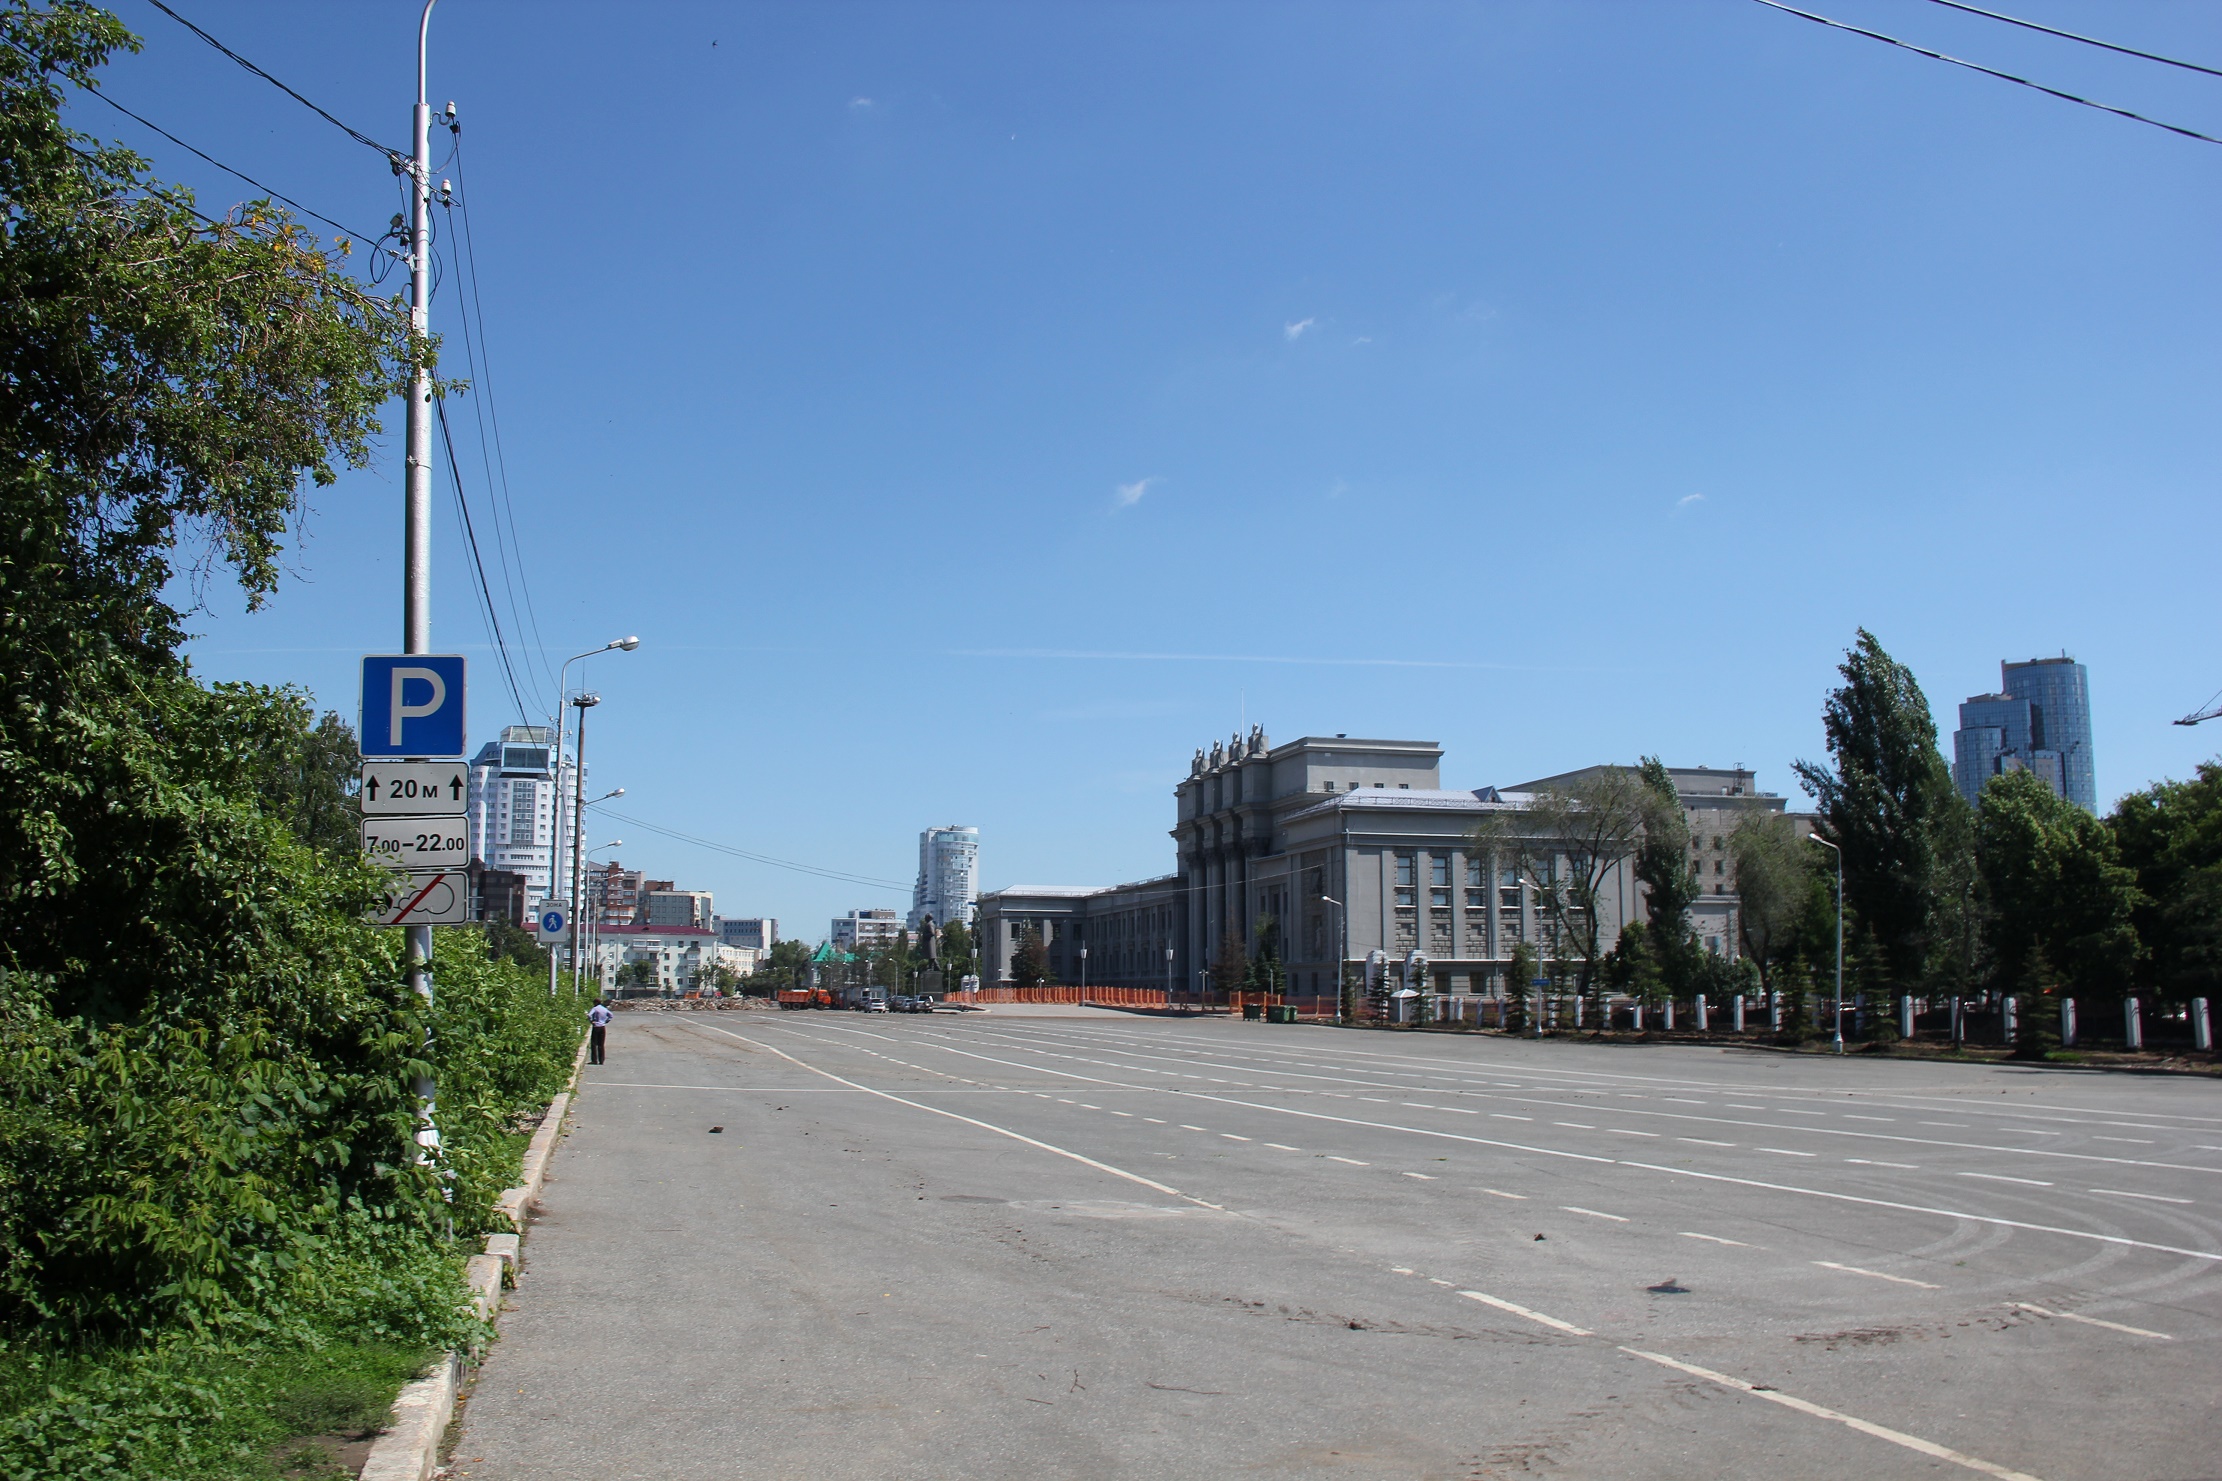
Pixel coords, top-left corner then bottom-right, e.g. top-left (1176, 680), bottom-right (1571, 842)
top-left (909, 825), bottom-right (979, 931)
top-left (645, 889), bottom-right (715, 929)
top-left (1952, 656), bottom-right (2096, 813)
top-left (464, 725), bottom-right (575, 906)
top-left (719, 917), bottom-right (778, 951)
top-left (832, 908), bottom-right (905, 951)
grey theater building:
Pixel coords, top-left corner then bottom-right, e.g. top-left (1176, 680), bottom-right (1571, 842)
top-left (976, 730), bottom-right (1792, 999)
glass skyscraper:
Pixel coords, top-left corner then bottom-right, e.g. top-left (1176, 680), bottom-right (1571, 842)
top-left (1951, 656), bottom-right (2095, 814)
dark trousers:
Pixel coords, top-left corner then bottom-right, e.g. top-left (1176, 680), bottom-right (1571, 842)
top-left (589, 1024), bottom-right (607, 1064)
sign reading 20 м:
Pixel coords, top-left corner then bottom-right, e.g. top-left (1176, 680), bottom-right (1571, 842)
top-left (359, 655), bottom-right (467, 759)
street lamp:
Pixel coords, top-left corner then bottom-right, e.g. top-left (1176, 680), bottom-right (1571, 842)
top-left (547, 638), bottom-right (638, 996)
top-left (1807, 835), bottom-right (1844, 1054)
top-left (1078, 944), bottom-right (1087, 997)
top-left (566, 693), bottom-right (601, 999)
top-left (581, 839), bottom-right (621, 993)
top-left (1165, 944), bottom-right (1174, 1009)
top-left (1319, 894), bottom-right (1348, 1022)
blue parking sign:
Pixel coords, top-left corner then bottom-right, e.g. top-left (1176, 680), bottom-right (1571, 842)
top-left (360, 655), bottom-right (468, 758)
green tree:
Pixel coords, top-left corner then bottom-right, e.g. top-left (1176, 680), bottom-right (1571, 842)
top-left (1791, 630), bottom-right (1960, 988)
top-left (479, 915), bottom-right (549, 972)
top-left (2109, 763), bottom-right (2222, 1001)
top-left (1011, 925), bottom-right (1052, 988)
top-left (1477, 765), bottom-right (1650, 1007)
top-left (1978, 770), bottom-right (2141, 999)
top-left (937, 918), bottom-right (977, 986)
top-left (1631, 757), bottom-right (1702, 997)
top-left (1729, 812), bottom-right (1820, 998)
top-left (1209, 929), bottom-right (1248, 999)
top-left (748, 938), bottom-right (812, 995)
top-left (1503, 940), bottom-right (1538, 1033)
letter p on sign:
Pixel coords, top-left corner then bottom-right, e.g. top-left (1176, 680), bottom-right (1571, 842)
top-left (360, 655), bottom-right (467, 758)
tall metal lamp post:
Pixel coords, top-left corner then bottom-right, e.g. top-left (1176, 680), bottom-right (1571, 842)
top-left (1319, 893), bottom-right (1347, 1022)
top-left (565, 693), bottom-right (601, 998)
top-left (579, 839), bottom-right (621, 992)
top-left (1165, 945), bottom-right (1174, 1011)
top-left (546, 638), bottom-right (637, 996)
top-left (1807, 834), bottom-right (1845, 1054)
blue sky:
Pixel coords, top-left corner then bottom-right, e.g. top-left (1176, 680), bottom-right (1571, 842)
top-left (96, 0), bottom-right (2221, 940)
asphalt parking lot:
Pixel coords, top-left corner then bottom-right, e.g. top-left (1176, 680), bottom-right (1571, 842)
top-left (449, 1011), bottom-right (2220, 1480)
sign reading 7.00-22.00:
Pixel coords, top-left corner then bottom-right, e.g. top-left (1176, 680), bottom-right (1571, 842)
top-left (358, 654), bottom-right (467, 759)
top-left (360, 816), bottom-right (469, 870)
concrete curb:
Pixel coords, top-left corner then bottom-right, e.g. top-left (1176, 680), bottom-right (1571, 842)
top-left (358, 1034), bottom-right (590, 1481)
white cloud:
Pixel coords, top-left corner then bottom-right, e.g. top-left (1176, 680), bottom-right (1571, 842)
top-left (849, 96), bottom-right (874, 109)
top-left (1676, 493), bottom-right (1705, 509)
top-left (1284, 317), bottom-right (1315, 341)
top-left (1114, 476), bottom-right (1157, 508)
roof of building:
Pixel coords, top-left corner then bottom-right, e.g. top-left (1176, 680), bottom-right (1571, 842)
top-left (1280, 788), bottom-right (1515, 825)
top-left (595, 924), bottom-right (714, 938)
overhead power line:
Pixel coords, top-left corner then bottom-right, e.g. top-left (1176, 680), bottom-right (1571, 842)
top-left (1751, 0), bottom-right (2222, 146)
top-left (597, 809), bottom-right (914, 891)
top-left (435, 394), bottom-right (534, 724)
top-left (71, 80), bottom-right (381, 239)
top-left (140, 0), bottom-right (405, 161)
top-left (1922, 0), bottom-right (2222, 81)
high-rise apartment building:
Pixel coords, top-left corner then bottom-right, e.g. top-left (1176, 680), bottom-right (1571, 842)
top-left (832, 908), bottom-right (905, 951)
top-left (909, 825), bottom-right (980, 931)
top-left (465, 725), bottom-right (576, 907)
top-left (1951, 656), bottom-right (2096, 813)
top-left (718, 917), bottom-right (778, 951)
top-left (646, 889), bottom-right (715, 929)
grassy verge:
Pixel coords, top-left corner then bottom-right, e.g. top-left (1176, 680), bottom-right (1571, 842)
top-left (0, 934), bottom-right (580, 1480)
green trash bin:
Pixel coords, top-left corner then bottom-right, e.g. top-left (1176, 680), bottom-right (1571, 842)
top-left (1243, 1002), bottom-right (1263, 1021)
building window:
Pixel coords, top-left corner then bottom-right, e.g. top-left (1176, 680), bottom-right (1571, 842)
top-left (1398, 783), bottom-right (1410, 789)
top-left (1429, 856), bottom-right (1450, 888)
top-left (1429, 910), bottom-right (1452, 949)
top-left (1466, 888), bottom-right (1486, 909)
top-left (1466, 857), bottom-right (1484, 887)
top-left (1395, 887), bottom-right (1416, 908)
top-left (1715, 859), bottom-right (1725, 875)
top-left (507, 779), bottom-right (536, 846)
top-left (1713, 836), bottom-right (1723, 850)
top-left (1395, 852), bottom-right (1416, 887)
top-left (1430, 888), bottom-right (1450, 908)
top-left (1499, 887), bottom-right (1521, 910)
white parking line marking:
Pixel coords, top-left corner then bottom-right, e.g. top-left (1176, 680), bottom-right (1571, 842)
top-left (1760, 1148), bottom-right (1817, 1157)
top-left (1616, 1347), bottom-right (2043, 1481)
top-left (1480, 1187), bottom-right (1527, 1199)
top-left (2089, 1189), bottom-right (2192, 1205)
top-left (1179, 1125), bottom-right (1207, 1132)
top-left (2092, 1137), bottom-right (2154, 1145)
top-left (1845, 1158), bottom-right (1920, 1168)
top-left (1609, 1128), bottom-right (1660, 1138)
top-left (1681, 1232), bottom-right (1749, 1246)
top-left (1663, 1098), bottom-right (1707, 1105)
top-left (1143, 1117), bottom-right (1166, 1123)
top-left (1920, 1122), bottom-right (1968, 1129)
top-left (1563, 1206), bottom-right (1629, 1222)
top-left (2010, 1303), bottom-right (2172, 1340)
top-left (1960, 1173), bottom-right (2053, 1187)
top-left (1493, 1114), bottom-right (1533, 1121)
top-left (1555, 1122), bottom-right (1596, 1129)
top-left (1220, 1133), bottom-right (1251, 1141)
top-left (1458, 1290), bottom-right (1593, 1336)
top-left (1680, 1137), bottom-right (1735, 1147)
top-left (1814, 1261), bottom-right (1939, 1289)
top-left (1845, 1115), bottom-right (1894, 1122)
top-left (1111, 1110), bottom-right (1133, 1117)
top-left (1265, 1143), bottom-right (1300, 1151)
top-left (1328, 1156), bottom-right (1370, 1166)
top-left (1403, 1103), bottom-right (1436, 1109)
top-left (1403, 1172), bottom-right (1439, 1180)
top-left (1727, 1104), bottom-right (1766, 1110)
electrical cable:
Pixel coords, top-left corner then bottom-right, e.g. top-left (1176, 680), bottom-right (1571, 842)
top-left (139, 0), bottom-right (406, 161)
top-left (436, 207), bottom-right (548, 717)
top-left (445, 132), bottom-right (558, 702)
top-left (1750, 0), bottom-right (2222, 146)
top-left (596, 809), bottom-right (915, 891)
top-left (69, 80), bottom-right (385, 237)
top-left (1921, 0), bottom-right (2222, 81)
top-left (435, 393), bottom-right (534, 723)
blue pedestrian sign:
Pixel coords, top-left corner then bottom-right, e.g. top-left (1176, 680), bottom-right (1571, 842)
top-left (540, 909), bottom-right (566, 936)
top-left (360, 655), bottom-right (467, 759)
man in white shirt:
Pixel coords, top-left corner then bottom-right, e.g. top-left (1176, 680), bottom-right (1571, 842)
top-left (587, 999), bottom-right (612, 1065)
